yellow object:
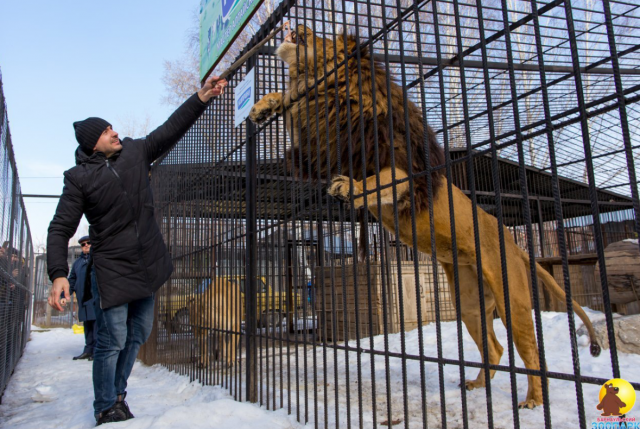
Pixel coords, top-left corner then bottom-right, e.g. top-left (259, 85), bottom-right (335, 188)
top-left (598, 378), bottom-right (636, 415)
top-left (72, 324), bottom-right (84, 334)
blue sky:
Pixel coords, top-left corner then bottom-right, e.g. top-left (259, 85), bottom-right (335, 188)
top-left (0, 1), bottom-right (198, 250)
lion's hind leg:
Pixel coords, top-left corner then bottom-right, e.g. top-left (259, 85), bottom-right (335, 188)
top-left (441, 262), bottom-right (504, 392)
top-left (218, 312), bottom-right (238, 368)
top-left (225, 324), bottom-right (239, 368)
top-left (481, 250), bottom-right (544, 409)
top-left (193, 325), bottom-right (210, 368)
top-left (189, 301), bottom-right (210, 368)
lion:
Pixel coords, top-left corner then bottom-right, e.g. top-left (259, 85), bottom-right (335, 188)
top-left (188, 278), bottom-right (240, 368)
top-left (248, 24), bottom-right (601, 409)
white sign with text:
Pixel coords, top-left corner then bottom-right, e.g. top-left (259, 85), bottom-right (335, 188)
top-left (234, 67), bottom-right (255, 128)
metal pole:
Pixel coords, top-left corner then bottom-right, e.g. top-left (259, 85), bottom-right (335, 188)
top-left (537, 199), bottom-right (546, 259)
top-left (245, 55), bottom-right (258, 404)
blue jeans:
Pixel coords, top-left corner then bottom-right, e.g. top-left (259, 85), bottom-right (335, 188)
top-left (83, 319), bottom-right (96, 354)
top-left (91, 268), bottom-right (154, 416)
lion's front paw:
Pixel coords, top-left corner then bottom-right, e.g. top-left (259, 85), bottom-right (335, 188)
top-left (328, 176), bottom-right (364, 208)
top-left (249, 95), bottom-right (280, 124)
top-left (328, 175), bottom-right (351, 201)
top-left (249, 105), bottom-right (271, 124)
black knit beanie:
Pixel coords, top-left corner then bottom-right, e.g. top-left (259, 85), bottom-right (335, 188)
top-left (73, 117), bottom-right (111, 155)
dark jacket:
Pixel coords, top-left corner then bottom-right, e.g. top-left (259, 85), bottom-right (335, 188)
top-left (47, 93), bottom-right (207, 309)
top-left (67, 253), bottom-right (95, 321)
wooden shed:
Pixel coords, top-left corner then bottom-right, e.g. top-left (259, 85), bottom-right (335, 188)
top-left (315, 261), bottom-right (456, 342)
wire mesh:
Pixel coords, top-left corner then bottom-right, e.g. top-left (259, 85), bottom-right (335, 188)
top-left (0, 68), bottom-right (35, 400)
top-left (139, 1), bottom-right (640, 427)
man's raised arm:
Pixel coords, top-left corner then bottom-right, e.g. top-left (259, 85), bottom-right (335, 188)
top-left (143, 76), bottom-right (227, 163)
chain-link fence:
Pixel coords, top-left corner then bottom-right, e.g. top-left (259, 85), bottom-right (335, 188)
top-left (0, 68), bottom-right (34, 399)
top-left (139, 1), bottom-right (640, 427)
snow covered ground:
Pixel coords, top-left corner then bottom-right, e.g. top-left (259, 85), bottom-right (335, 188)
top-left (250, 309), bottom-right (640, 428)
top-left (0, 327), bottom-right (305, 429)
top-left (2, 309), bottom-right (639, 428)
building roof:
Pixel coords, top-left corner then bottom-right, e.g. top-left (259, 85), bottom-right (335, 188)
top-left (154, 147), bottom-right (634, 226)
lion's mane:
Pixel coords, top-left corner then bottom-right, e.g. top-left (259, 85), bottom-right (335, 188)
top-left (278, 26), bottom-right (445, 211)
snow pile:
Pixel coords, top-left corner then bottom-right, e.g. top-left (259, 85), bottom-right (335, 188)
top-left (30, 384), bottom-right (56, 403)
top-left (623, 238), bottom-right (638, 245)
top-left (0, 327), bottom-right (304, 429)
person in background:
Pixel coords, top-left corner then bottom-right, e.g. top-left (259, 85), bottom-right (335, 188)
top-left (10, 248), bottom-right (25, 283)
top-left (2, 246), bottom-right (28, 370)
top-left (0, 245), bottom-right (8, 274)
top-left (66, 235), bottom-right (96, 360)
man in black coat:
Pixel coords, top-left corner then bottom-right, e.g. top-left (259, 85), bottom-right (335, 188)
top-left (46, 76), bottom-right (227, 426)
top-left (67, 235), bottom-right (96, 360)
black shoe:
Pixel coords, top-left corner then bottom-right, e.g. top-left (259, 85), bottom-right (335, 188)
top-left (95, 403), bottom-right (128, 426)
top-left (73, 352), bottom-right (93, 360)
top-left (115, 392), bottom-right (134, 420)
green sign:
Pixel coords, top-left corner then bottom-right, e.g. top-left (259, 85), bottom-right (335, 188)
top-left (199, 0), bottom-right (263, 82)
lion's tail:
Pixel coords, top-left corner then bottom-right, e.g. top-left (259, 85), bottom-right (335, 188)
top-left (528, 258), bottom-right (601, 357)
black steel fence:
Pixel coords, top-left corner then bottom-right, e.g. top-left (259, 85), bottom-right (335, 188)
top-left (0, 68), bottom-right (34, 400)
top-left (140, 1), bottom-right (640, 427)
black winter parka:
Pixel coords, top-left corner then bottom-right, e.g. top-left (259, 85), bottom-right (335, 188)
top-left (47, 93), bottom-right (207, 309)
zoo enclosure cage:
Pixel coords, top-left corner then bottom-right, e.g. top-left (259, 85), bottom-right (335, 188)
top-left (0, 68), bottom-right (34, 400)
top-left (140, 0), bottom-right (640, 428)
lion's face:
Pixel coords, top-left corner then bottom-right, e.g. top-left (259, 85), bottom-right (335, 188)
top-left (276, 24), bottom-right (336, 74)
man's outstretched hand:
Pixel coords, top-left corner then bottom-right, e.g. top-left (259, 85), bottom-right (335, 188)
top-left (198, 76), bottom-right (229, 103)
top-left (48, 277), bottom-right (70, 312)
